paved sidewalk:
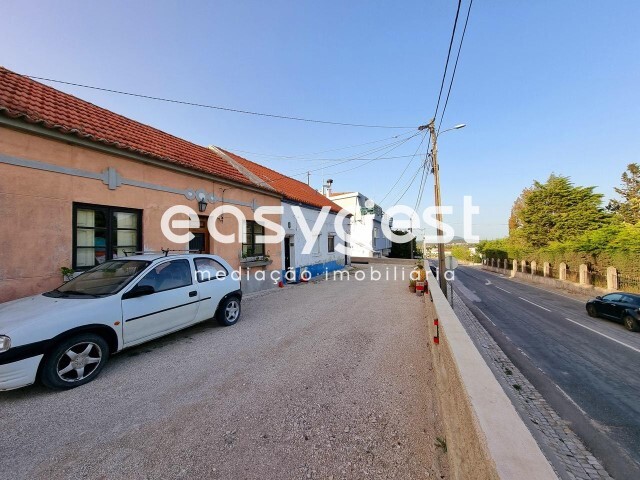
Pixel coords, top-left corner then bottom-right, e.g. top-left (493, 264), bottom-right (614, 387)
top-left (451, 287), bottom-right (612, 480)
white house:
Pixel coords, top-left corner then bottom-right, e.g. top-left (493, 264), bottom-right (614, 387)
top-left (220, 150), bottom-right (351, 282)
top-left (327, 191), bottom-right (392, 258)
top-left (280, 203), bottom-right (350, 280)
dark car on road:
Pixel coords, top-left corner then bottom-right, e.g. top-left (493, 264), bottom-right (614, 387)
top-left (429, 264), bottom-right (437, 277)
top-left (586, 292), bottom-right (640, 332)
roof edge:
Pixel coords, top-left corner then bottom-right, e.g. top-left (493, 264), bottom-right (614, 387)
top-left (0, 117), bottom-right (283, 198)
top-left (281, 198), bottom-right (352, 216)
top-left (208, 145), bottom-right (277, 193)
top-left (329, 192), bottom-right (360, 199)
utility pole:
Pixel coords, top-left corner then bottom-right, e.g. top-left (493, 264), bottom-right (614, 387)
top-left (418, 120), bottom-right (465, 296)
top-left (307, 171), bottom-right (310, 186)
top-left (420, 119), bottom-right (447, 297)
top-left (409, 218), bottom-right (414, 260)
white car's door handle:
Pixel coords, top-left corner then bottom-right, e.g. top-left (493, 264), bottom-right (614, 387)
top-left (189, 290), bottom-right (198, 297)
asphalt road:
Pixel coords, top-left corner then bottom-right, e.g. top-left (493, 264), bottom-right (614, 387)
top-left (452, 265), bottom-right (640, 479)
top-left (0, 266), bottom-right (447, 480)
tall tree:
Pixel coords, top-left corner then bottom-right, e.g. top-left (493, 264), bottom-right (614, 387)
top-left (607, 163), bottom-right (640, 224)
top-left (508, 187), bottom-right (532, 244)
top-left (518, 175), bottom-right (609, 247)
top-left (509, 188), bottom-right (531, 232)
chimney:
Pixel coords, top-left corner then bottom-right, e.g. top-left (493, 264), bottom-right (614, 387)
top-left (324, 179), bottom-right (334, 197)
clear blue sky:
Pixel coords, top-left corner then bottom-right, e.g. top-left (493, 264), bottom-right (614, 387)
top-left (2, 1), bottom-right (638, 239)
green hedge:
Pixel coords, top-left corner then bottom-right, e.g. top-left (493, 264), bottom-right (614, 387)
top-left (478, 223), bottom-right (640, 276)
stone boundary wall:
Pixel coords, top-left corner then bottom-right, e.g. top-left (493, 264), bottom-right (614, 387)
top-left (482, 265), bottom-right (608, 296)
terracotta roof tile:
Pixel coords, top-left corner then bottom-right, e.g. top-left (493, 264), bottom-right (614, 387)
top-left (0, 67), bottom-right (255, 186)
top-left (221, 149), bottom-right (344, 214)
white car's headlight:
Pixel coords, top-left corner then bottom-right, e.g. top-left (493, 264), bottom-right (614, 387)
top-left (0, 335), bottom-right (11, 353)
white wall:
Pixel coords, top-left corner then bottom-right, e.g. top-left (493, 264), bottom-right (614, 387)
top-left (330, 193), bottom-right (391, 258)
top-left (280, 202), bottom-right (350, 272)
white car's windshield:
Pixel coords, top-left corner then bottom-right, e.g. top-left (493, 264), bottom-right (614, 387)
top-left (53, 260), bottom-right (150, 296)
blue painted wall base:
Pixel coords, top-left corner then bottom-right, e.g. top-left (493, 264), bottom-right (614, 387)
top-left (282, 260), bottom-right (344, 284)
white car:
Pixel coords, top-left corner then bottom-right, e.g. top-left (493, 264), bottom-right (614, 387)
top-left (0, 253), bottom-right (242, 391)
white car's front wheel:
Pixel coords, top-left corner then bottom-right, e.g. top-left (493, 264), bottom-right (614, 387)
top-left (217, 297), bottom-right (241, 326)
top-left (41, 334), bottom-right (109, 389)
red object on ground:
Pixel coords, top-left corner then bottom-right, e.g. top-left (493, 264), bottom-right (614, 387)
top-left (278, 281), bottom-right (284, 288)
top-left (433, 336), bottom-right (440, 344)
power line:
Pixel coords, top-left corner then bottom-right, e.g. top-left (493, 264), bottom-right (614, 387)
top-left (414, 154), bottom-right (433, 211)
top-left (433, 0), bottom-right (463, 119)
top-left (377, 132), bottom-right (428, 205)
top-left (1, 70), bottom-right (418, 130)
top-left (252, 132), bottom-right (421, 187)
top-left (414, 164), bottom-right (429, 211)
top-left (413, 152), bottom-right (432, 211)
top-left (227, 152), bottom-right (433, 163)
top-left (323, 133), bottom-right (422, 176)
top-left (297, 132), bottom-right (421, 177)
top-left (438, 0), bottom-right (474, 132)
top-left (283, 132), bottom-right (421, 177)
top-left (282, 131), bottom-right (422, 190)
top-left (223, 130), bottom-right (417, 160)
top-left (392, 162), bottom-right (426, 206)
top-left (292, 153), bottom-right (433, 162)
top-left (408, 0), bottom-right (464, 219)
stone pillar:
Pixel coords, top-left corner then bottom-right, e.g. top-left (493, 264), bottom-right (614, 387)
top-left (559, 262), bottom-right (567, 281)
top-left (512, 259), bottom-right (517, 272)
top-left (531, 261), bottom-right (537, 276)
top-left (579, 264), bottom-right (589, 285)
top-left (543, 262), bottom-right (550, 277)
top-left (521, 260), bottom-right (527, 272)
top-left (607, 266), bottom-right (618, 291)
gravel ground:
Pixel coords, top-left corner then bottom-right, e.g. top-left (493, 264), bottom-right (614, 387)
top-left (0, 265), bottom-right (448, 480)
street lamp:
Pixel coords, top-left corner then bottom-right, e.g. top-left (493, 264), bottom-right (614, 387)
top-left (419, 120), bottom-right (466, 297)
top-left (439, 124), bottom-right (466, 136)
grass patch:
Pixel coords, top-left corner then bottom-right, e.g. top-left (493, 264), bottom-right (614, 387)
top-left (434, 436), bottom-right (447, 453)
